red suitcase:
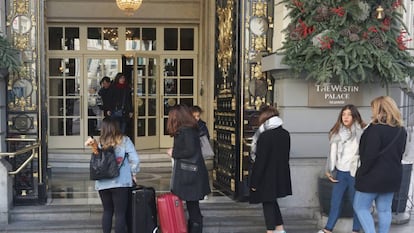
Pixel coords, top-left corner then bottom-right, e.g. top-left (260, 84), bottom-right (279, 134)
top-left (156, 193), bottom-right (187, 233)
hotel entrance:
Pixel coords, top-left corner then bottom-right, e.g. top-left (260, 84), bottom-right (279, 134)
top-left (46, 26), bottom-right (198, 150)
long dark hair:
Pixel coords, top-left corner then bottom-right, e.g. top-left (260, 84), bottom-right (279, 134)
top-left (167, 105), bottom-right (198, 137)
top-left (329, 104), bottom-right (366, 139)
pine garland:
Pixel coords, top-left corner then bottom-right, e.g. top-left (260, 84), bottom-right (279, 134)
top-left (278, 0), bottom-right (413, 85)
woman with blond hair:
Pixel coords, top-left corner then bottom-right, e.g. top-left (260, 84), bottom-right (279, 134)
top-left (353, 96), bottom-right (407, 233)
top-left (85, 117), bottom-right (139, 233)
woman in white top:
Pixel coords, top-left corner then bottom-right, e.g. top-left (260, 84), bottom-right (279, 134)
top-left (318, 104), bottom-right (366, 233)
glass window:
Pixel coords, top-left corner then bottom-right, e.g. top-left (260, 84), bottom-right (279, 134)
top-left (164, 58), bottom-right (177, 76)
top-left (180, 28), bottom-right (194, 50)
top-left (164, 28), bottom-right (178, 50)
top-left (142, 28), bottom-right (156, 51)
top-left (180, 59), bottom-right (193, 76)
top-left (126, 27), bottom-right (140, 50)
top-left (49, 58), bottom-right (64, 76)
top-left (49, 27), bottom-right (63, 50)
top-left (148, 119), bottom-right (156, 136)
top-left (180, 79), bottom-right (193, 95)
top-left (164, 79), bottom-right (177, 95)
top-left (103, 27), bottom-right (118, 51)
top-left (65, 27), bottom-right (79, 50)
top-left (87, 27), bottom-right (102, 50)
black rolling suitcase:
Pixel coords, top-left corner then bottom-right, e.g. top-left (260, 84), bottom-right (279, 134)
top-left (129, 185), bottom-right (158, 233)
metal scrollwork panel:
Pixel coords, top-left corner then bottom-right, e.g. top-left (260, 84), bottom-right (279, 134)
top-left (244, 0), bottom-right (274, 110)
top-left (7, 76), bottom-right (37, 111)
top-left (8, 113), bottom-right (37, 135)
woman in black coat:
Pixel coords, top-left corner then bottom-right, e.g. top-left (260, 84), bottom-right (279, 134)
top-left (249, 106), bottom-right (292, 233)
top-left (353, 96), bottom-right (407, 233)
top-left (166, 105), bottom-right (211, 233)
top-left (107, 73), bottom-right (133, 135)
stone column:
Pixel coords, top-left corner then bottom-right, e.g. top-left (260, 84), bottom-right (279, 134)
top-left (0, 159), bottom-right (12, 224)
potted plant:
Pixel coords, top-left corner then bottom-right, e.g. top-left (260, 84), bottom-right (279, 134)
top-left (0, 35), bottom-right (21, 79)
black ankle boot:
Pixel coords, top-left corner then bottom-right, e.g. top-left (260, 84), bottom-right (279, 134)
top-left (188, 219), bottom-right (202, 233)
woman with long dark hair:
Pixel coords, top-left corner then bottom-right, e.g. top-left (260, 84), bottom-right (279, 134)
top-left (166, 105), bottom-right (211, 233)
top-left (318, 104), bottom-right (366, 233)
top-left (108, 73), bottom-right (133, 135)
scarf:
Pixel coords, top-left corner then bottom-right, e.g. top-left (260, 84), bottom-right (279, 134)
top-left (326, 123), bottom-right (363, 172)
top-left (115, 83), bottom-right (127, 89)
top-left (250, 116), bottom-right (283, 162)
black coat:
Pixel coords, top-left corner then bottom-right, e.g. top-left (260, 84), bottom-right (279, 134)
top-left (355, 124), bottom-right (407, 193)
top-left (171, 127), bottom-right (211, 201)
top-left (249, 126), bottom-right (292, 204)
top-left (107, 85), bottom-right (133, 116)
top-left (98, 87), bottom-right (111, 113)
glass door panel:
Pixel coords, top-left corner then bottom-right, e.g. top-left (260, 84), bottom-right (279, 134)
top-left (48, 57), bottom-right (83, 148)
top-left (159, 56), bottom-right (196, 148)
top-left (85, 57), bottom-right (120, 137)
top-left (127, 55), bottom-right (160, 150)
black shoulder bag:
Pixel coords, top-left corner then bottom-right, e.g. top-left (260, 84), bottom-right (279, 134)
top-left (90, 146), bottom-right (126, 180)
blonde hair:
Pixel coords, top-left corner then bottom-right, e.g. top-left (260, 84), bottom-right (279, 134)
top-left (370, 96), bottom-right (403, 127)
top-left (99, 117), bottom-right (123, 149)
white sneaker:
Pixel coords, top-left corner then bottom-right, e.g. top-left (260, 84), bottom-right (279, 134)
top-left (317, 230), bottom-right (325, 233)
top-left (274, 231), bottom-right (286, 233)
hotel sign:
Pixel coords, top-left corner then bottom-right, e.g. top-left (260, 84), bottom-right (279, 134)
top-left (308, 82), bottom-right (363, 107)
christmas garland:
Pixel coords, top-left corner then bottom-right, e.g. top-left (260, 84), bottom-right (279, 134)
top-left (278, 0), bottom-right (413, 85)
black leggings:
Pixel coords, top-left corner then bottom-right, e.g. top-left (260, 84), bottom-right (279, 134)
top-left (263, 200), bottom-right (284, 230)
top-left (99, 187), bottom-right (130, 233)
top-left (186, 200), bottom-right (203, 223)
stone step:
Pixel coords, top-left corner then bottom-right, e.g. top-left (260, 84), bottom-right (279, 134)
top-left (3, 202), bottom-right (318, 233)
top-left (48, 151), bottom-right (175, 168)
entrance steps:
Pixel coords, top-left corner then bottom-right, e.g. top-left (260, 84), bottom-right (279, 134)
top-left (2, 202), bottom-right (318, 233)
top-left (48, 149), bottom-right (176, 169)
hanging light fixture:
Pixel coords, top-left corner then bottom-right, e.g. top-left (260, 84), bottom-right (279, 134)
top-left (116, 0), bottom-right (143, 16)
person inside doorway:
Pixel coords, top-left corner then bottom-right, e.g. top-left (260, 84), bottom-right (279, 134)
top-left (107, 73), bottom-right (133, 135)
top-left (98, 76), bottom-right (112, 117)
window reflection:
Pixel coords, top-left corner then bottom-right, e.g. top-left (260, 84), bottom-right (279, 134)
top-left (164, 58), bottom-right (177, 76)
top-left (164, 28), bottom-right (178, 50)
top-left (180, 28), bottom-right (194, 50)
top-left (88, 27), bottom-right (102, 50)
top-left (126, 27), bottom-right (141, 50)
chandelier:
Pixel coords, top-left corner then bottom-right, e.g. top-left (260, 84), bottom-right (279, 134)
top-left (116, 0), bottom-right (143, 16)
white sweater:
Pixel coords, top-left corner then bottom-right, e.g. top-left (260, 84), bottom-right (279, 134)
top-left (333, 137), bottom-right (359, 172)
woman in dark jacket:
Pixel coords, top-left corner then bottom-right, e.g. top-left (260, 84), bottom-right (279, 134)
top-left (353, 96), bottom-right (407, 233)
top-left (166, 105), bottom-right (211, 233)
top-left (249, 106), bottom-right (292, 233)
top-left (108, 73), bottom-right (133, 135)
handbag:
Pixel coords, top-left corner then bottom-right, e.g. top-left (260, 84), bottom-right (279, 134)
top-left (200, 135), bottom-right (214, 159)
top-left (350, 127), bottom-right (403, 177)
top-left (90, 146), bottom-right (125, 180)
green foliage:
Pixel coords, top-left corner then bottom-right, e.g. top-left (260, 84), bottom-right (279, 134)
top-left (278, 0), bottom-right (414, 86)
top-left (0, 35), bottom-right (21, 73)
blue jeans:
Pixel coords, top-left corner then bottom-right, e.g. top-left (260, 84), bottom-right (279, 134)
top-left (353, 191), bottom-right (394, 233)
top-left (325, 170), bottom-right (361, 232)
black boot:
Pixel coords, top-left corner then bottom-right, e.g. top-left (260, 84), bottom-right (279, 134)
top-left (188, 219), bottom-right (202, 233)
